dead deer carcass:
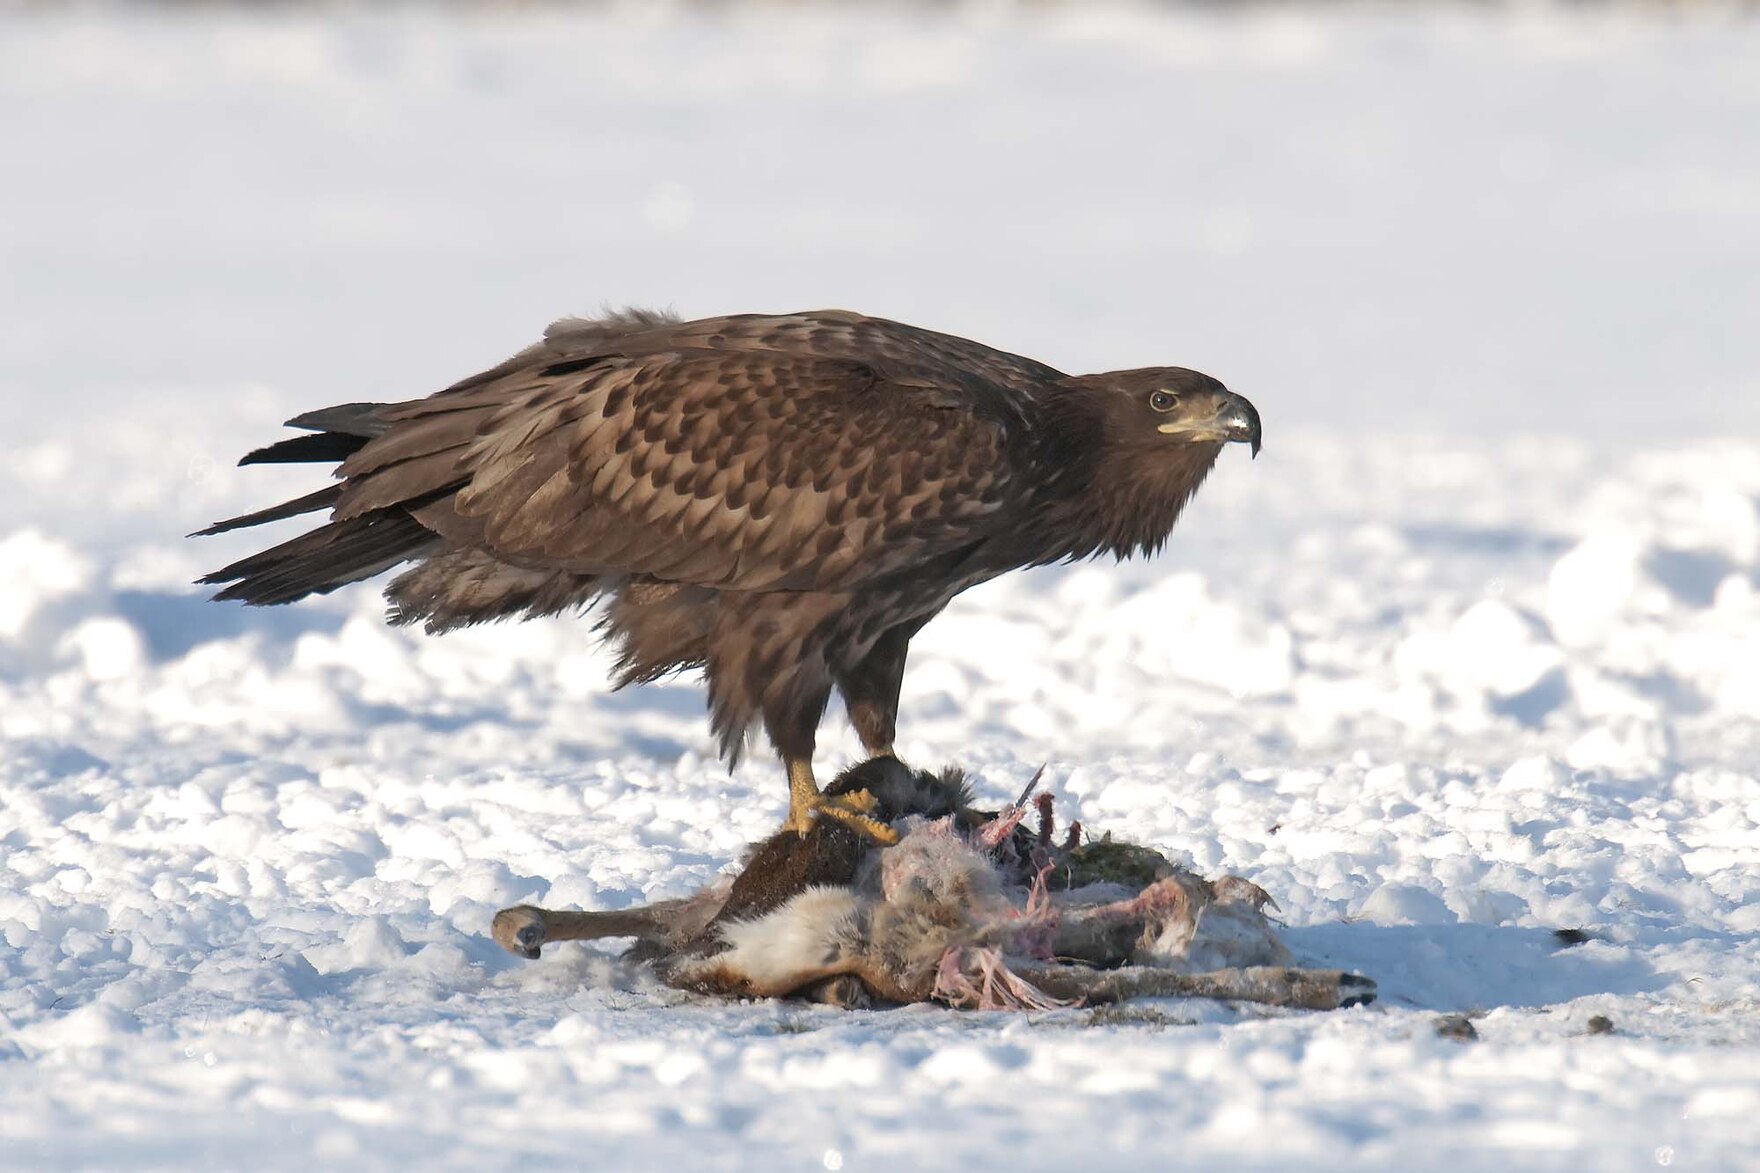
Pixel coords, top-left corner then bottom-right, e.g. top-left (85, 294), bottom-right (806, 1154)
top-left (493, 760), bottom-right (1375, 1012)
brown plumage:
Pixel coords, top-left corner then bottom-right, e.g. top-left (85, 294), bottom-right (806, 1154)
top-left (198, 308), bottom-right (1261, 839)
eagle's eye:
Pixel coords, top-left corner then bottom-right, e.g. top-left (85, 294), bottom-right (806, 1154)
top-left (1149, 390), bottom-right (1179, 412)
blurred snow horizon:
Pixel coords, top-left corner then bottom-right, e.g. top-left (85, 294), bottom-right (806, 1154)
top-left (3, 3), bottom-right (1759, 1170)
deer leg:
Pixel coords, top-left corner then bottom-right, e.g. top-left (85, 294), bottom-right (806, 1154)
top-left (492, 899), bottom-right (703, 960)
top-left (1010, 963), bottom-right (1377, 1011)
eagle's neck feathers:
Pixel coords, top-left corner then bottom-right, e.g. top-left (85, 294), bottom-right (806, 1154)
top-left (1075, 443), bottom-right (1220, 561)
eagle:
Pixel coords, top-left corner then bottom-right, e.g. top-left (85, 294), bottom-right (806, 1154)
top-left (199, 309), bottom-right (1261, 843)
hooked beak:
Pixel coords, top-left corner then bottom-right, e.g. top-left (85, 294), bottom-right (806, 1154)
top-left (1221, 390), bottom-right (1262, 458)
top-left (1157, 389), bottom-right (1263, 458)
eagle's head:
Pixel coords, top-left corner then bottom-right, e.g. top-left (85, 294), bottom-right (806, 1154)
top-left (1097, 367), bottom-right (1262, 458)
top-left (1046, 366), bottom-right (1262, 559)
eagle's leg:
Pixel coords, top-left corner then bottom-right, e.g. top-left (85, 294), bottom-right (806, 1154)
top-left (837, 623), bottom-right (923, 759)
top-left (781, 757), bottom-right (899, 845)
top-left (726, 600), bottom-right (901, 845)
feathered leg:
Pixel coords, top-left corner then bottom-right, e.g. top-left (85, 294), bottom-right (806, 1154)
top-left (710, 593), bottom-right (899, 844)
top-left (835, 619), bottom-right (929, 756)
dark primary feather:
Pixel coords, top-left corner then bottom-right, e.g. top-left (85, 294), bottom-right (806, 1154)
top-left (239, 432), bottom-right (368, 467)
top-left (192, 484), bottom-right (341, 536)
top-left (198, 307), bottom-right (1248, 763)
top-left (236, 401), bottom-right (394, 465)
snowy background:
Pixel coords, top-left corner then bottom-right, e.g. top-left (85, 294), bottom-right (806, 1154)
top-left (3, 3), bottom-right (1759, 1169)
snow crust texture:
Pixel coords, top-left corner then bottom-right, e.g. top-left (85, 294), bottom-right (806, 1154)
top-left (3, 5), bottom-right (1759, 1171)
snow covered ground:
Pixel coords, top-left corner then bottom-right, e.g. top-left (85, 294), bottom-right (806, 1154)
top-left (3, 4), bottom-right (1759, 1169)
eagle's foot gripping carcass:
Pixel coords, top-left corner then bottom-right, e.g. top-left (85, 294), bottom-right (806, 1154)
top-left (780, 768), bottom-right (900, 845)
top-left (492, 759), bottom-right (1376, 1013)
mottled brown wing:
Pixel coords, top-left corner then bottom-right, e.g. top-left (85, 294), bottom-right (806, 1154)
top-left (335, 337), bottom-right (1024, 592)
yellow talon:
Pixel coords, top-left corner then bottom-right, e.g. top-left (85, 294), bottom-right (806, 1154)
top-left (813, 791), bottom-right (900, 844)
top-left (830, 788), bottom-right (879, 816)
top-left (782, 759), bottom-right (899, 844)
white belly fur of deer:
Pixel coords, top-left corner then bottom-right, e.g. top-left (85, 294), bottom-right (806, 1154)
top-left (493, 759), bottom-right (1376, 1012)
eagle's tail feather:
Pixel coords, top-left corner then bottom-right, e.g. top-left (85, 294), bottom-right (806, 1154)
top-left (200, 508), bottom-right (442, 607)
top-left (198, 401), bottom-right (448, 606)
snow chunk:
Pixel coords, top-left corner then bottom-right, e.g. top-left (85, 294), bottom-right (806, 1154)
top-left (917, 1045), bottom-right (1008, 1084)
top-left (1496, 755), bottom-right (1570, 794)
top-left (303, 917), bottom-right (413, 976)
top-left (1446, 600), bottom-right (1563, 699)
top-left (1547, 533), bottom-right (1642, 646)
top-left (1566, 722), bottom-right (1671, 777)
top-left (58, 617), bottom-right (146, 681)
top-left (17, 1002), bottom-right (140, 1051)
top-left (1657, 485), bottom-right (1759, 567)
top-left (1358, 883), bottom-right (1457, 926)
top-left (0, 528), bottom-right (92, 638)
top-left (1686, 1086), bottom-right (1760, 1120)
top-left (1116, 573), bottom-right (1295, 698)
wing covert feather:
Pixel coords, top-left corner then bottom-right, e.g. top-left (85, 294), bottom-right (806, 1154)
top-left (452, 348), bottom-right (1018, 591)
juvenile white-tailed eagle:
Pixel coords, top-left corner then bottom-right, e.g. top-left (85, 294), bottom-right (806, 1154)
top-left (199, 309), bottom-right (1261, 842)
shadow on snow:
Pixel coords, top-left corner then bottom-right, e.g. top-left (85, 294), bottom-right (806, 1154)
top-left (1284, 921), bottom-right (1665, 1012)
